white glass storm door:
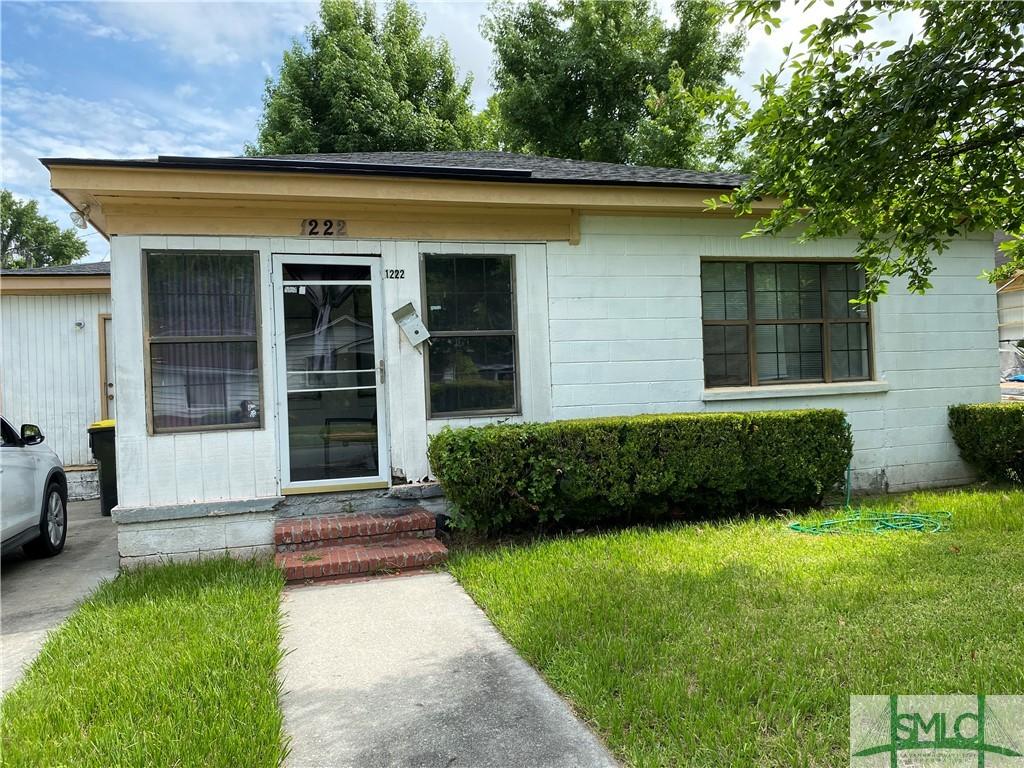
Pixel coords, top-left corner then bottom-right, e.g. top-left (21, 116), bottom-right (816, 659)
top-left (273, 255), bottom-right (388, 491)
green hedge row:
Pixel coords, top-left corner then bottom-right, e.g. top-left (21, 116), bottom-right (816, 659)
top-left (428, 409), bottom-right (853, 534)
top-left (949, 402), bottom-right (1024, 483)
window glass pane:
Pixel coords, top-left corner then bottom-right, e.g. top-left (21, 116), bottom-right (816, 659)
top-left (148, 252), bottom-right (256, 337)
top-left (287, 388), bottom-right (378, 481)
top-left (282, 284), bottom-right (375, 382)
top-left (724, 262), bottom-right (746, 291)
top-left (704, 325), bottom-right (748, 386)
top-left (150, 341), bottom-right (260, 429)
top-left (830, 322), bottom-right (870, 379)
top-left (703, 291), bottom-right (726, 320)
top-left (826, 264), bottom-right (869, 319)
top-left (701, 261), bottom-right (724, 292)
top-left (425, 254), bottom-right (513, 332)
top-left (755, 263), bottom-right (821, 320)
top-left (753, 263), bottom-right (776, 291)
top-left (429, 336), bottom-right (516, 413)
top-left (702, 262), bottom-right (747, 321)
top-left (755, 324), bottom-right (823, 382)
top-left (777, 263), bottom-right (799, 290)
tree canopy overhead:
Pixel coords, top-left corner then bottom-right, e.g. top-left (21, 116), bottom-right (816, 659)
top-left (249, 0), bottom-right (479, 155)
top-left (719, 0), bottom-right (1024, 299)
top-left (1, 190), bottom-right (89, 270)
top-left (483, 0), bottom-right (746, 168)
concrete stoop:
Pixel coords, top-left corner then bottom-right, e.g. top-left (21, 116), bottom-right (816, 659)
top-left (274, 508), bottom-right (448, 583)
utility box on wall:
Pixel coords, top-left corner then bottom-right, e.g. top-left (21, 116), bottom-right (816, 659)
top-left (391, 302), bottom-right (431, 347)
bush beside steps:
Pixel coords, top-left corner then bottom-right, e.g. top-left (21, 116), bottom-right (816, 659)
top-left (428, 409), bottom-right (853, 535)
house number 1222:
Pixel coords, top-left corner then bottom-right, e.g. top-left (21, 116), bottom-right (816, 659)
top-left (384, 269), bottom-right (405, 279)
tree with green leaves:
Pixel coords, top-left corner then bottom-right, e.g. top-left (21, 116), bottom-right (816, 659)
top-left (1, 190), bottom-right (88, 270)
top-left (483, 0), bottom-right (746, 169)
top-left (716, 0), bottom-right (1023, 299)
top-left (249, 0), bottom-right (479, 155)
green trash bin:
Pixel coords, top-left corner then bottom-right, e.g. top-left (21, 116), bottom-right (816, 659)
top-left (88, 419), bottom-right (117, 517)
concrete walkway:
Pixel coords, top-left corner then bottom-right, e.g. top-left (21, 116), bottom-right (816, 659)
top-left (1, 500), bottom-right (119, 693)
top-left (279, 572), bottom-right (618, 768)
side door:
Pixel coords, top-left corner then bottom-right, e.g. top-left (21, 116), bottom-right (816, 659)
top-left (100, 314), bottom-right (116, 420)
top-left (0, 418), bottom-right (40, 541)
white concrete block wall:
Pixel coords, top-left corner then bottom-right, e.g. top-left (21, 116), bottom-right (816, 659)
top-left (547, 215), bottom-right (1000, 492)
top-left (118, 512), bottom-right (275, 567)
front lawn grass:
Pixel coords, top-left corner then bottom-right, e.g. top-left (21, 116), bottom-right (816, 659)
top-left (449, 487), bottom-right (1024, 767)
top-left (1, 557), bottom-right (287, 768)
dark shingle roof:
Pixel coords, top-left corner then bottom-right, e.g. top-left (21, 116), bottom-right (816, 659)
top-left (255, 151), bottom-right (748, 188)
top-left (1, 261), bottom-right (110, 277)
top-left (41, 151), bottom-right (747, 190)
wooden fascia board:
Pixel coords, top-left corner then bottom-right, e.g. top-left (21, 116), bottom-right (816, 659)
top-left (48, 164), bottom-right (771, 215)
top-left (1, 275), bottom-right (110, 295)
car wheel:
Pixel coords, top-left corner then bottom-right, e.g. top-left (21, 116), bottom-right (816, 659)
top-left (24, 483), bottom-right (67, 558)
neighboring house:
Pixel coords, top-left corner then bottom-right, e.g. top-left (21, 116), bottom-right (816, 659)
top-left (995, 232), bottom-right (1024, 369)
top-left (0, 261), bottom-right (114, 499)
top-left (41, 151), bottom-right (1001, 563)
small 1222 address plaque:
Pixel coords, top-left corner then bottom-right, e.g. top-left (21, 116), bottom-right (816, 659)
top-left (301, 218), bottom-right (347, 237)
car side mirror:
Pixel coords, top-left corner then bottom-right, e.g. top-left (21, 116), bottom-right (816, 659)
top-left (20, 424), bottom-right (44, 445)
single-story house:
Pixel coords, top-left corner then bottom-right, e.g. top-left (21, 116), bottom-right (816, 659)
top-left (41, 151), bottom-right (1001, 564)
top-left (1, 261), bottom-right (113, 499)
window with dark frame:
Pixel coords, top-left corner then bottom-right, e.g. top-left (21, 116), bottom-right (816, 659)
top-left (146, 251), bottom-right (262, 431)
top-left (423, 253), bottom-right (518, 416)
top-left (701, 260), bottom-right (871, 388)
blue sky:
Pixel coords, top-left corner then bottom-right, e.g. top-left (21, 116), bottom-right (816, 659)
top-left (0, 1), bottom-right (918, 261)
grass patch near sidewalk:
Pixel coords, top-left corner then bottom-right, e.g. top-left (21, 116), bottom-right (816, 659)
top-left (449, 487), bottom-right (1024, 767)
top-left (1, 557), bottom-right (286, 768)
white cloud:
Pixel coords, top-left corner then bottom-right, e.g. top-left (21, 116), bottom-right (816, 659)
top-left (1, 76), bottom-right (257, 260)
top-left (83, 1), bottom-right (316, 68)
top-left (173, 82), bottom-right (198, 100)
top-left (43, 4), bottom-right (130, 40)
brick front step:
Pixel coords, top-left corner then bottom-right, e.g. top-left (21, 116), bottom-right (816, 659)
top-left (274, 508), bottom-right (436, 553)
top-left (275, 538), bottom-right (448, 583)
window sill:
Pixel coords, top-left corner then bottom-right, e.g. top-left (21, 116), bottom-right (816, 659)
top-left (427, 410), bottom-right (521, 421)
top-left (702, 380), bottom-right (890, 402)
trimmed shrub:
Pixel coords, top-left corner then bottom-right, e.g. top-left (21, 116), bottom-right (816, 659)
top-left (428, 409), bottom-right (853, 534)
top-left (949, 402), bottom-right (1024, 483)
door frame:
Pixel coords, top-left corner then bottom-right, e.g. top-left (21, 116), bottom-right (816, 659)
top-left (272, 253), bottom-right (390, 495)
top-left (98, 313), bottom-right (114, 420)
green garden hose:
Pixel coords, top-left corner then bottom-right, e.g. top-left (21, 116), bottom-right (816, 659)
top-left (788, 465), bottom-right (952, 535)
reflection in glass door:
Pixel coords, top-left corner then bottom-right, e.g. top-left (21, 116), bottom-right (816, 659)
top-left (276, 258), bottom-right (385, 486)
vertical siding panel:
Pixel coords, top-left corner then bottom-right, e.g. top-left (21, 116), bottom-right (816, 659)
top-left (226, 430), bottom-right (256, 499)
top-left (173, 434), bottom-right (205, 504)
top-left (112, 236), bottom-right (151, 504)
top-left (200, 431), bottom-right (230, 501)
top-left (0, 292), bottom-right (111, 467)
top-left (523, 243), bottom-right (553, 422)
top-left (147, 436), bottom-right (178, 505)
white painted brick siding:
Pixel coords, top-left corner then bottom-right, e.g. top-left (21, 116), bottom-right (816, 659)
top-left (109, 213), bottom-right (1000, 549)
top-left (548, 216), bottom-right (1000, 491)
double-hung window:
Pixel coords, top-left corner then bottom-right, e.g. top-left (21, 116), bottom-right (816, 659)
top-left (423, 253), bottom-right (518, 416)
top-left (701, 260), bottom-right (872, 387)
top-left (145, 251), bottom-right (261, 432)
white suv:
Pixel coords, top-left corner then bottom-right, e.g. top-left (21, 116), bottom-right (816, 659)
top-left (0, 417), bottom-right (67, 558)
